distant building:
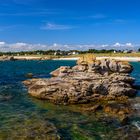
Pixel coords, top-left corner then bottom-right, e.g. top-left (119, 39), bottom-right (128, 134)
top-left (54, 51), bottom-right (62, 55)
top-left (72, 51), bottom-right (79, 55)
top-left (68, 51), bottom-right (79, 55)
top-left (123, 50), bottom-right (133, 53)
top-left (54, 52), bottom-right (57, 56)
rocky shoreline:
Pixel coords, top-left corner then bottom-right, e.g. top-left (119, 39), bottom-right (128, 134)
top-left (23, 54), bottom-right (138, 125)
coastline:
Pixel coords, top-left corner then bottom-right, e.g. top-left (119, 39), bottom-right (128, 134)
top-left (0, 56), bottom-right (140, 62)
top-left (23, 55), bottom-right (138, 129)
top-left (1, 56), bottom-right (140, 139)
top-left (53, 56), bottom-right (140, 62)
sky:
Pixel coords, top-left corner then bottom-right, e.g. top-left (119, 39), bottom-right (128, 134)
top-left (0, 0), bottom-right (140, 51)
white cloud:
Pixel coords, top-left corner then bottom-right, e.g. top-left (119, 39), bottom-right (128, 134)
top-left (113, 42), bottom-right (121, 47)
top-left (0, 41), bottom-right (6, 45)
top-left (41, 23), bottom-right (74, 30)
top-left (0, 41), bottom-right (138, 52)
top-left (53, 43), bottom-right (58, 47)
top-left (101, 44), bottom-right (109, 48)
top-left (113, 42), bottom-right (134, 48)
top-left (15, 42), bottom-right (27, 46)
top-left (125, 43), bottom-right (133, 47)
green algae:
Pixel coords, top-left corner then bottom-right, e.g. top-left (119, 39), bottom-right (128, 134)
top-left (0, 60), bottom-right (139, 139)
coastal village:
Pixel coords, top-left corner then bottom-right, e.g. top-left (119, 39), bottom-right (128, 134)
top-left (0, 48), bottom-right (140, 61)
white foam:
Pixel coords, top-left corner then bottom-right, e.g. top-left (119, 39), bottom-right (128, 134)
top-left (132, 121), bottom-right (140, 130)
top-left (134, 104), bottom-right (140, 110)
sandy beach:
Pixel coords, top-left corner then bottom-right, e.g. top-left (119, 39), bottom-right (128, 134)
top-left (54, 56), bottom-right (140, 62)
top-left (14, 56), bottom-right (42, 60)
top-left (0, 56), bottom-right (140, 62)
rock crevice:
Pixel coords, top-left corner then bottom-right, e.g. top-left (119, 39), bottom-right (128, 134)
top-left (23, 55), bottom-right (138, 124)
top-left (23, 55), bottom-right (136, 105)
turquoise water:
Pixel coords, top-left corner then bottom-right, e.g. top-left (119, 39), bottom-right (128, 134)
top-left (0, 60), bottom-right (140, 140)
top-left (130, 62), bottom-right (140, 95)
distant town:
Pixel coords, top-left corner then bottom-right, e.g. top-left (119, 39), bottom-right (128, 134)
top-left (0, 48), bottom-right (140, 56)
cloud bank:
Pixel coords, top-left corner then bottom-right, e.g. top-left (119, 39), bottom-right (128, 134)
top-left (0, 41), bottom-right (139, 52)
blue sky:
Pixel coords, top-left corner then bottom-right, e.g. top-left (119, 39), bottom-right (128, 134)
top-left (0, 0), bottom-right (140, 51)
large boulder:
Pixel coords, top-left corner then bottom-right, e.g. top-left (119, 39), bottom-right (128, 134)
top-left (77, 55), bottom-right (133, 74)
top-left (98, 59), bottom-right (133, 74)
top-left (50, 68), bottom-right (60, 77)
top-left (24, 57), bottom-right (136, 104)
top-left (104, 102), bottom-right (133, 125)
top-left (77, 54), bottom-right (96, 65)
top-left (72, 65), bottom-right (87, 72)
top-left (50, 66), bottom-right (71, 77)
top-left (118, 61), bottom-right (133, 73)
top-left (108, 59), bottom-right (119, 72)
top-left (23, 71), bottom-right (137, 105)
top-left (88, 60), bottom-right (101, 72)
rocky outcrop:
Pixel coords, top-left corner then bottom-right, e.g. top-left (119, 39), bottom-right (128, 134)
top-left (77, 53), bottom-right (96, 65)
top-left (25, 73), bottom-right (34, 78)
top-left (104, 102), bottom-right (133, 125)
top-left (0, 56), bottom-right (17, 61)
top-left (23, 54), bottom-right (137, 123)
top-left (23, 55), bottom-right (136, 104)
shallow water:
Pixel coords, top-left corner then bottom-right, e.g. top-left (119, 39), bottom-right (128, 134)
top-left (130, 62), bottom-right (140, 95)
top-left (0, 60), bottom-right (140, 140)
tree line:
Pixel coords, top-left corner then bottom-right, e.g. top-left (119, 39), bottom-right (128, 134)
top-left (0, 49), bottom-right (139, 56)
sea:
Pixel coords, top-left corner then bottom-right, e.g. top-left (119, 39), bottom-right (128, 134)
top-left (0, 60), bottom-right (140, 140)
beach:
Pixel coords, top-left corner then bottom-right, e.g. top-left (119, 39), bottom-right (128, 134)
top-left (53, 56), bottom-right (140, 62)
top-left (0, 55), bottom-right (140, 61)
top-left (0, 55), bottom-right (140, 62)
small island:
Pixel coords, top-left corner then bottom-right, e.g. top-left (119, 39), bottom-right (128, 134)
top-left (23, 54), bottom-right (138, 125)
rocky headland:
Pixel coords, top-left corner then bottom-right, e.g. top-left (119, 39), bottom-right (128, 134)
top-left (23, 54), bottom-right (138, 125)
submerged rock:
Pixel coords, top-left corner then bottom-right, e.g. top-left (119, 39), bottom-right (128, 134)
top-left (25, 73), bottom-right (34, 78)
top-left (0, 95), bottom-right (13, 101)
top-left (0, 119), bottom-right (61, 140)
top-left (115, 125), bottom-right (140, 140)
top-left (104, 102), bottom-right (133, 125)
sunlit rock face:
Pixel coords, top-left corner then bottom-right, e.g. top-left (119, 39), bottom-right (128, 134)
top-left (23, 54), bottom-right (137, 125)
top-left (23, 54), bottom-right (136, 105)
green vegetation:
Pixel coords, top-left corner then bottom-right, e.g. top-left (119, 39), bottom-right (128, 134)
top-left (0, 49), bottom-right (140, 57)
top-left (0, 50), bottom-right (56, 56)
